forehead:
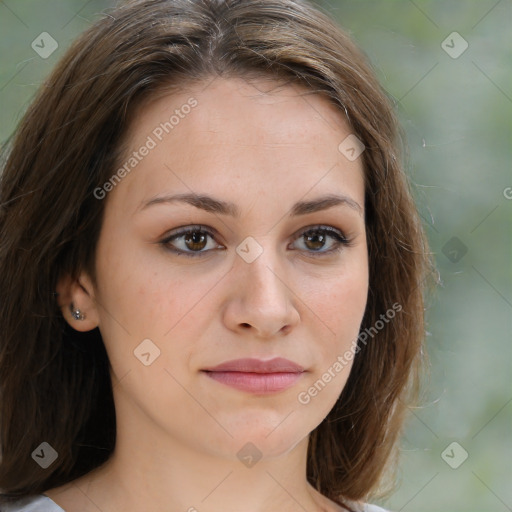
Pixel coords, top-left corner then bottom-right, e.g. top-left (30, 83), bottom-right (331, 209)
top-left (108, 76), bottom-right (365, 214)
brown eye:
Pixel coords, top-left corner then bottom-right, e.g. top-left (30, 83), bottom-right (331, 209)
top-left (184, 231), bottom-right (208, 251)
top-left (290, 226), bottom-right (350, 256)
top-left (161, 226), bottom-right (224, 257)
top-left (303, 231), bottom-right (327, 251)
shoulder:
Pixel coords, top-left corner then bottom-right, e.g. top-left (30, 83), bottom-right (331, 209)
top-left (0, 495), bottom-right (65, 512)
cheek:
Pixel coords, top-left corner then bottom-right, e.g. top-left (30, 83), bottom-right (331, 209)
top-left (305, 261), bottom-right (368, 343)
top-left (332, 278), bottom-right (367, 335)
top-left (92, 244), bottom-right (214, 374)
top-left (93, 232), bottom-right (174, 331)
top-left (296, 267), bottom-right (368, 415)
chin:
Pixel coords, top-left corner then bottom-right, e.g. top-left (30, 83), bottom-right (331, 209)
top-left (212, 415), bottom-right (314, 458)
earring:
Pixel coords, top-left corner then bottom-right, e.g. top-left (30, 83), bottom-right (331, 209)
top-left (70, 302), bottom-right (86, 321)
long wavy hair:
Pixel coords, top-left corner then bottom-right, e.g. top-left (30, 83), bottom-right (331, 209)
top-left (0, 0), bottom-right (434, 508)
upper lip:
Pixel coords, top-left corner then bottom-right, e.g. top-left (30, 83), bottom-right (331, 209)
top-left (202, 357), bottom-right (304, 373)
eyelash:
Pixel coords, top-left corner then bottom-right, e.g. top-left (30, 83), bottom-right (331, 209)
top-left (159, 224), bottom-right (352, 258)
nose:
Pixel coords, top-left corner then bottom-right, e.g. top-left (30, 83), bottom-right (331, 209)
top-left (222, 248), bottom-right (300, 338)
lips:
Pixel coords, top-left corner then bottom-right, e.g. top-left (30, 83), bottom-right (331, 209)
top-left (202, 357), bottom-right (304, 373)
top-left (201, 357), bottom-right (305, 394)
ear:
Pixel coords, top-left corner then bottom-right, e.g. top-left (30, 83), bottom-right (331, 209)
top-left (55, 271), bottom-right (100, 332)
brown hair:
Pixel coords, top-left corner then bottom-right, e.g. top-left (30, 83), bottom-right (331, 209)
top-left (0, 0), bottom-right (434, 507)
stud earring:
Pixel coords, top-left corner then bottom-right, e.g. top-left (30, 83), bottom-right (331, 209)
top-left (70, 302), bottom-right (86, 321)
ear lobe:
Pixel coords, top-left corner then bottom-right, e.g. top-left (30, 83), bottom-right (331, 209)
top-left (55, 272), bottom-right (100, 332)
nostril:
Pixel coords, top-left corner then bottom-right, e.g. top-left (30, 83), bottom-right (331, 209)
top-left (241, 323), bottom-right (251, 329)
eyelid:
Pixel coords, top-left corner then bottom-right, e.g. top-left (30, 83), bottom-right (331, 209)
top-left (162, 224), bottom-right (219, 240)
top-left (290, 224), bottom-right (348, 242)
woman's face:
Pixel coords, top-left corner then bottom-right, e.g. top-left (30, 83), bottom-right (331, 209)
top-left (82, 77), bottom-right (368, 460)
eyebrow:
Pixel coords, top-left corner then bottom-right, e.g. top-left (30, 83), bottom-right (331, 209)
top-left (138, 192), bottom-right (363, 217)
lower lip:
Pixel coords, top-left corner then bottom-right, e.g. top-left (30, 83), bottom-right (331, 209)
top-left (202, 371), bottom-right (303, 394)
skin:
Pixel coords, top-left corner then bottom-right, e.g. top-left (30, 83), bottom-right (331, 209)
top-left (50, 76), bottom-right (369, 512)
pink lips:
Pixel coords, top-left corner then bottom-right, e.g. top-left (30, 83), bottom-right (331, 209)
top-left (201, 357), bottom-right (305, 394)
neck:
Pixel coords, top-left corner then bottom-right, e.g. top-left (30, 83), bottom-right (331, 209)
top-left (50, 411), bottom-right (335, 512)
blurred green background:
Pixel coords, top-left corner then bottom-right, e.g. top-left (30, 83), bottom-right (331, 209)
top-left (1, 1), bottom-right (511, 511)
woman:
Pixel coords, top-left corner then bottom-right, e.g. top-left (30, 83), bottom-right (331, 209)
top-left (0, 0), bottom-right (433, 511)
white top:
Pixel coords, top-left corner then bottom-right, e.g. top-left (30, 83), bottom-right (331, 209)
top-left (1, 495), bottom-right (64, 512)
top-left (0, 494), bottom-right (390, 511)
top-left (363, 504), bottom-right (389, 512)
